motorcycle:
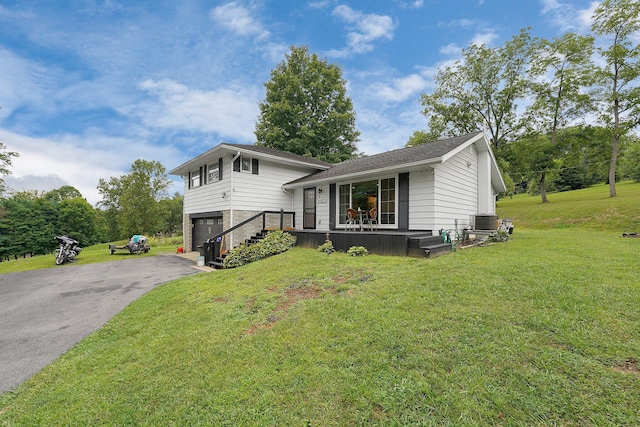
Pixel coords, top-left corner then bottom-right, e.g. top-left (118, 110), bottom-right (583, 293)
top-left (54, 236), bottom-right (82, 265)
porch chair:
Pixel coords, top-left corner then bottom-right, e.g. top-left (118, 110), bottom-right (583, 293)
top-left (346, 208), bottom-right (358, 230)
top-left (364, 207), bottom-right (378, 231)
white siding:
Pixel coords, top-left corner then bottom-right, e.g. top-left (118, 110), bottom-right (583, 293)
top-left (182, 158), bottom-right (316, 215)
top-left (431, 145), bottom-right (478, 231)
top-left (408, 168), bottom-right (435, 230)
top-left (183, 160), bottom-right (232, 214)
top-left (290, 184), bottom-right (330, 231)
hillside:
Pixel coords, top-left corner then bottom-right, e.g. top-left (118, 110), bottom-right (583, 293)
top-left (497, 180), bottom-right (640, 232)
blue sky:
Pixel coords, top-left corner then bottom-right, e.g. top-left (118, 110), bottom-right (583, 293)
top-left (0, 0), bottom-right (598, 204)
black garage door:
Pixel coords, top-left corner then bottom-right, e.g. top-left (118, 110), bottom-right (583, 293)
top-left (192, 217), bottom-right (223, 251)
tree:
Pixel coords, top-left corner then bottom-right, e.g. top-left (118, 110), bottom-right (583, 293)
top-left (158, 192), bottom-right (183, 235)
top-left (255, 46), bottom-right (360, 163)
top-left (0, 141), bottom-right (19, 195)
top-left (592, 0), bottom-right (640, 197)
top-left (405, 130), bottom-right (433, 147)
top-left (58, 198), bottom-right (99, 246)
top-left (618, 134), bottom-right (640, 182)
top-left (420, 29), bottom-right (534, 150)
top-left (97, 160), bottom-right (171, 238)
top-left (523, 33), bottom-right (595, 202)
top-left (43, 185), bottom-right (83, 203)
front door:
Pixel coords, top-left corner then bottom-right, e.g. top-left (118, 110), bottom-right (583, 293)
top-left (303, 187), bottom-right (316, 229)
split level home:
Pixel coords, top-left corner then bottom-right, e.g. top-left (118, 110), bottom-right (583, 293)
top-left (170, 131), bottom-right (506, 260)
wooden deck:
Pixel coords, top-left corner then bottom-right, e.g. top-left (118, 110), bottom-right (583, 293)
top-left (290, 229), bottom-right (451, 258)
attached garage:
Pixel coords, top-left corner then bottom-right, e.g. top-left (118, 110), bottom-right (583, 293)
top-left (191, 213), bottom-right (223, 251)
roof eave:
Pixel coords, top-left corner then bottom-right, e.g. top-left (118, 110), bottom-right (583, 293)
top-left (170, 144), bottom-right (331, 176)
top-left (284, 157), bottom-right (443, 189)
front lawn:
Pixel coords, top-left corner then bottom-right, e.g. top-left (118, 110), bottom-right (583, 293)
top-left (1, 229), bottom-right (638, 425)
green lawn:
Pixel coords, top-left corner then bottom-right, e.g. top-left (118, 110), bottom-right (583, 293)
top-left (0, 237), bottom-right (182, 274)
top-left (1, 183), bottom-right (639, 426)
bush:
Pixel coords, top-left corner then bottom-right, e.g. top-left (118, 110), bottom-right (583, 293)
top-left (347, 246), bottom-right (368, 256)
top-left (318, 241), bottom-right (335, 254)
top-left (223, 231), bottom-right (296, 268)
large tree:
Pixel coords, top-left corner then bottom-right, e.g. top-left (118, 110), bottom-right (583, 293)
top-left (420, 29), bottom-right (534, 150)
top-left (592, 0), bottom-right (640, 197)
top-left (0, 141), bottom-right (19, 195)
top-left (97, 160), bottom-right (171, 238)
top-left (255, 46), bottom-right (360, 163)
top-left (523, 32), bottom-right (595, 203)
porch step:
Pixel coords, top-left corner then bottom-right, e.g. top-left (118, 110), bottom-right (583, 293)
top-left (423, 242), bottom-right (453, 258)
top-left (407, 235), bottom-right (453, 258)
top-left (407, 235), bottom-right (442, 248)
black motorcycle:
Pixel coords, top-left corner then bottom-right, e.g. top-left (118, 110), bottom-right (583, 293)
top-left (54, 236), bottom-right (82, 265)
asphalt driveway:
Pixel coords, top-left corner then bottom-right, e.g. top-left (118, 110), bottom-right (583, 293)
top-left (0, 254), bottom-right (203, 394)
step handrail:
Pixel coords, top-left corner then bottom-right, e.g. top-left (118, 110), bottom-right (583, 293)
top-left (205, 209), bottom-right (295, 244)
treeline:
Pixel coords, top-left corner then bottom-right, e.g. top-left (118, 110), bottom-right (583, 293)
top-left (0, 160), bottom-right (183, 261)
top-left (0, 186), bottom-right (100, 260)
top-left (415, 0), bottom-right (640, 201)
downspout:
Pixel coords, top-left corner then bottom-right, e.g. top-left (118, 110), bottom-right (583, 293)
top-left (281, 185), bottom-right (294, 211)
top-left (230, 151), bottom-right (241, 247)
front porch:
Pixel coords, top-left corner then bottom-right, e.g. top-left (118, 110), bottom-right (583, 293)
top-left (291, 229), bottom-right (452, 258)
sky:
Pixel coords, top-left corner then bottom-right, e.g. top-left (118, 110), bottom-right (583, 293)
top-left (0, 0), bottom-right (600, 205)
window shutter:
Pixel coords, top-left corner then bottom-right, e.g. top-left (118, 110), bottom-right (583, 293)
top-left (199, 166), bottom-right (203, 187)
top-left (203, 164), bottom-right (207, 185)
top-left (233, 157), bottom-right (240, 172)
top-left (252, 158), bottom-right (259, 175)
top-left (218, 158), bottom-right (223, 180)
top-left (188, 171), bottom-right (191, 189)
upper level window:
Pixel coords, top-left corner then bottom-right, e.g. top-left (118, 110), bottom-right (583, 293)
top-left (233, 156), bottom-right (259, 175)
top-left (190, 170), bottom-right (200, 188)
top-left (208, 163), bottom-right (219, 182)
top-left (241, 157), bottom-right (251, 172)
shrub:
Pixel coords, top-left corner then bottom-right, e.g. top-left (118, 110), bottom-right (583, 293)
top-left (347, 246), bottom-right (368, 256)
top-left (223, 231), bottom-right (296, 268)
top-left (318, 241), bottom-right (335, 254)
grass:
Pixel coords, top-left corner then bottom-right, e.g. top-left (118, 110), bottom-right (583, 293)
top-left (0, 236), bottom-right (184, 274)
top-left (1, 183), bottom-right (639, 425)
top-left (498, 180), bottom-right (640, 231)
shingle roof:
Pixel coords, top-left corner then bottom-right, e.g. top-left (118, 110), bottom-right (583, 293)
top-left (224, 143), bottom-right (332, 168)
top-left (287, 131), bottom-right (483, 185)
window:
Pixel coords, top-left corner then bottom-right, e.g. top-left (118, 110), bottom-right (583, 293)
top-left (190, 169), bottom-right (200, 189)
top-left (233, 156), bottom-right (258, 174)
top-left (208, 163), bottom-right (219, 183)
top-left (337, 177), bottom-right (396, 226)
top-left (379, 178), bottom-right (396, 225)
top-left (241, 157), bottom-right (251, 172)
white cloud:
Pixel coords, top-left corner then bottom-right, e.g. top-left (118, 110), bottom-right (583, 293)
top-left (136, 79), bottom-right (260, 143)
top-left (0, 48), bottom-right (54, 121)
top-left (369, 74), bottom-right (428, 103)
top-left (439, 43), bottom-right (462, 56)
top-left (1, 128), bottom-right (187, 205)
top-left (440, 18), bottom-right (478, 29)
top-left (397, 0), bottom-right (424, 8)
top-left (540, 0), bottom-right (598, 33)
top-left (327, 5), bottom-right (395, 57)
top-left (470, 31), bottom-right (499, 47)
top-left (210, 2), bottom-right (270, 40)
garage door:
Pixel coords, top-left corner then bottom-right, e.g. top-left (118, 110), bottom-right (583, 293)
top-left (192, 217), bottom-right (224, 250)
